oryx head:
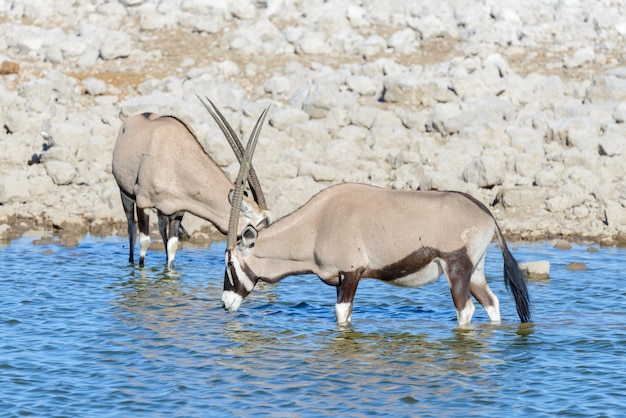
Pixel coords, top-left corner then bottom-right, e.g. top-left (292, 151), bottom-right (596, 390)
top-left (223, 224), bottom-right (259, 311)
top-left (215, 103), bottom-right (270, 312)
top-left (197, 95), bottom-right (272, 233)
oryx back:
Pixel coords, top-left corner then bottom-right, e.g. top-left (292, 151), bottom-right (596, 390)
top-left (306, 184), bottom-right (495, 280)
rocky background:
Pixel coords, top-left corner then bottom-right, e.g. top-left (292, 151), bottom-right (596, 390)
top-left (1, 0), bottom-right (626, 248)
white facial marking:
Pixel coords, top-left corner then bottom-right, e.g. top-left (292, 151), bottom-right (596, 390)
top-left (260, 209), bottom-right (272, 225)
top-left (231, 257), bottom-right (255, 292)
top-left (335, 302), bottom-right (352, 324)
top-left (222, 290), bottom-right (243, 312)
top-left (166, 237), bottom-right (178, 269)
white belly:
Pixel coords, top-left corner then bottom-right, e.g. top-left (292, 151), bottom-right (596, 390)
top-left (385, 259), bottom-right (444, 288)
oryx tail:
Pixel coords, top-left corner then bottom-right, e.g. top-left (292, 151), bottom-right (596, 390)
top-left (495, 225), bottom-right (531, 323)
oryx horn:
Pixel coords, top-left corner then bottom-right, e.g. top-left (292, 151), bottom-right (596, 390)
top-left (196, 94), bottom-right (268, 211)
top-left (226, 104), bottom-right (270, 251)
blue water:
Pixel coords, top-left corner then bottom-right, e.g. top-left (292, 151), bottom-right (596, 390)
top-left (1, 235), bottom-right (624, 417)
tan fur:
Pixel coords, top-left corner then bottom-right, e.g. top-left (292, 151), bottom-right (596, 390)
top-left (112, 113), bottom-right (267, 266)
top-left (226, 183), bottom-right (527, 325)
top-left (244, 184), bottom-right (495, 282)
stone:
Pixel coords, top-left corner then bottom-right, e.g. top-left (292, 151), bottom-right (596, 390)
top-left (383, 75), bottom-right (455, 106)
top-left (519, 261), bottom-right (550, 280)
top-left (83, 77), bottom-right (107, 95)
top-left (44, 160), bottom-right (77, 185)
top-left (463, 156), bottom-right (505, 188)
top-left (566, 262), bottom-right (588, 271)
top-left (584, 75), bottom-right (626, 103)
top-left (268, 107), bottom-right (309, 130)
top-left (99, 31), bottom-right (131, 60)
top-left (0, 224), bottom-right (11, 240)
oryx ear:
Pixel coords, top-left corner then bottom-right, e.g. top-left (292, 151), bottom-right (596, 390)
top-left (230, 189), bottom-right (255, 219)
top-left (239, 225), bottom-right (257, 250)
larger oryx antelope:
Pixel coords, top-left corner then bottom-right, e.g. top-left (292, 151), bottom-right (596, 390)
top-left (111, 98), bottom-right (270, 268)
top-left (213, 109), bottom-right (531, 326)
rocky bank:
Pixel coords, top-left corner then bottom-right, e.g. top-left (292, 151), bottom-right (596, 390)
top-left (1, 0), bottom-right (626, 248)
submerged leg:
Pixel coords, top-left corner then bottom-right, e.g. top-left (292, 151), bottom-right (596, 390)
top-left (136, 207), bottom-right (150, 267)
top-left (121, 193), bottom-right (136, 263)
top-left (157, 212), bottom-right (168, 253)
top-left (165, 212), bottom-right (184, 269)
top-left (445, 252), bottom-right (475, 326)
top-left (469, 256), bottom-right (501, 322)
top-left (335, 271), bottom-right (362, 324)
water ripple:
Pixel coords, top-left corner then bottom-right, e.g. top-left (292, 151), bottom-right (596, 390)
top-left (0, 237), bottom-right (625, 416)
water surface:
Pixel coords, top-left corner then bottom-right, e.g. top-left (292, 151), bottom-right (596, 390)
top-left (1, 235), bottom-right (624, 416)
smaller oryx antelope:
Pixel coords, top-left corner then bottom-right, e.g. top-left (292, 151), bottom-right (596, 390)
top-left (211, 106), bottom-right (531, 326)
top-left (111, 97), bottom-right (270, 268)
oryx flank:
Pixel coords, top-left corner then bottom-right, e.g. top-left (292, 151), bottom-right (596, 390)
top-left (111, 97), bottom-right (270, 268)
top-left (211, 105), bottom-right (531, 326)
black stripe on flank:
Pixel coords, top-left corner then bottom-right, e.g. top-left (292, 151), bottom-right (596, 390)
top-left (366, 246), bottom-right (470, 283)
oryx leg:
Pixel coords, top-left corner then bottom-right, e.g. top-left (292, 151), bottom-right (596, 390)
top-left (120, 193), bottom-right (136, 264)
top-left (445, 253), bottom-right (475, 326)
top-left (136, 206), bottom-right (150, 267)
top-left (335, 271), bottom-right (362, 324)
top-left (469, 256), bottom-right (501, 322)
top-left (158, 211), bottom-right (184, 269)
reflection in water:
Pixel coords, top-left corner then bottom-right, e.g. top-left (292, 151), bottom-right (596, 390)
top-left (217, 311), bottom-right (541, 415)
top-left (1, 237), bottom-right (624, 417)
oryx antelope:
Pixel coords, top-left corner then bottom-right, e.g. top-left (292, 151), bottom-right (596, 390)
top-left (111, 97), bottom-right (270, 268)
top-left (212, 108), bottom-right (531, 326)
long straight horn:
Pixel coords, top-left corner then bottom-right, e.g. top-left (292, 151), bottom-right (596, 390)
top-left (226, 105), bottom-right (270, 250)
top-left (196, 94), bottom-right (268, 211)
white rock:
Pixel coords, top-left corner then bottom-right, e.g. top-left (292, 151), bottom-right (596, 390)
top-left (345, 75), bottom-right (378, 96)
top-left (229, 1), bottom-right (256, 20)
top-left (463, 156), bottom-right (506, 188)
top-left (599, 130), bottom-right (626, 156)
top-left (297, 162), bottom-right (338, 182)
top-left (383, 75), bottom-right (455, 106)
top-left (520, 261), bottom-right (550, 280)
top-left (0, 173), bottom-right (30, 204)
top-left (584, 75), bottom-right (626, 103)
top-left (263, 75), bottom-right (291, 97)
top-left (268, 108), bottom-right (309, 131)
top-left (0, 224), bottom-right (11, 240)
top-left (99, 31), bottom-right (131, 60)
top-left (83, 77), bottom-right (107, 95)
top-left (564, 47), bottom-right (595, 69)
top-left (500, 187), bottom-right (548, 209)
top-left (295, 32), bottom-right (328, 55)
top-left (44, 160), bottom-right (77, 186)
top-left (407, 15), bottom-right (451, 39)
top-left (387, 28), bottom-right (417, 54)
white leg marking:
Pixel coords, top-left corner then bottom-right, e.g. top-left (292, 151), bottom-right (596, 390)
top-left (222, 291), bottom-right (243, 312)
top-left (457, 299), bottom-right (475, 326)
top-left (166, 236), bottom-right (178, 269)
top-left (485, 303), bottom-right (501, 323)
top-left (469, 260), bottom-right (501, 322)
top-left (139, 232), bottom-right (150, 259)
top-left (335, 302), bottom-right (352, 324)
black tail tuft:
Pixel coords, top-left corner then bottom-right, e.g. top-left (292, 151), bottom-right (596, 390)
top-left (501, 239), bottom-right (532, 323)
top-left (493, 225), bottom-right (531, 323)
